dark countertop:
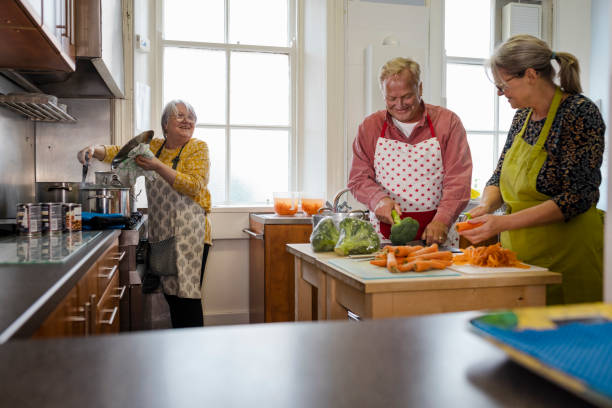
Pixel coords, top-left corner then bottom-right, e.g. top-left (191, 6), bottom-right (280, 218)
top-left (0, 229), bottom-right (120, 343)
top-left (0, 312), bottom-right (595, 407)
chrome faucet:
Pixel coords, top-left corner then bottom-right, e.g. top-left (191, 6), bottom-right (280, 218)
top-left (332, 188), bottom-right (351, 213)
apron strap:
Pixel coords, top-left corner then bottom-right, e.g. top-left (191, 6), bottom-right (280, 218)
top-left (519, 87), bottom-right (563, 162)
top-left (155, 139), bottom-right (187, 170)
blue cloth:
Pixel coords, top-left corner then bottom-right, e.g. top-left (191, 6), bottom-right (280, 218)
top-left (471, 319), bottom-right (612, 401)
top-left (82, 212), bottom-right (128, 230)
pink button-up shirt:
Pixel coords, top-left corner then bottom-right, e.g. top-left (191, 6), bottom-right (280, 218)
top-left (348, 104), bottom-right (472, 227)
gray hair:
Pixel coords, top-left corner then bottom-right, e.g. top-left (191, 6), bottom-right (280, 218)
top-left (487, 34), bottom-right (582, 94)
top-left (379, 57), bottom-right (421, 88)
top-left (160, 99), bottom-right (198, 137)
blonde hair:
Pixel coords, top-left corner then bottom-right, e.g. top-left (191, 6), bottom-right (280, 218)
top-left (487, 34), bottom-right (581, 94)
top-left (379, 57), bottom-right (421, 88)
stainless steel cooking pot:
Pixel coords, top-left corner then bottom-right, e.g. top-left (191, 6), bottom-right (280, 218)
top-left (36, 182), bottom-right (81, 203)
top-left (80, 185), bottom-right (131, 216)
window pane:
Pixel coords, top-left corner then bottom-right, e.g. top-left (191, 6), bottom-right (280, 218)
top-left (230, 52), bottom-right (289, 126)
top-left (467, 133), bottom-right (495, 192)
top-left (445, 0), bottom-right (491, 58)
top-left (229, 0), bottom-right (288, 46)
top-left (499, 95), bottom-right (516, 131)
top-left (163, 0), bottom-right (224, 42)
top-left (164, 47), bottom-right (226, 125)
top-left (497, 132), bottom-right (508, 159)
top-left (446, 64), bottom-right (494, 131)
top-left (230, 129), bottom-right (289, 202)
top-left (194, 128), bottom-right (226, 205)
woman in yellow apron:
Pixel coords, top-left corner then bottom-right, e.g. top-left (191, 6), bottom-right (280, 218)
top-left (460, 35), bottom-right (605, 305)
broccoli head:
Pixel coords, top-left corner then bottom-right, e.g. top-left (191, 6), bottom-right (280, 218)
top-left (334, 217), bottom-right (381, 256)
top-left (310, 217), bottom-right (340, 252)
top-left (389, 210), bottom-right (419, 245)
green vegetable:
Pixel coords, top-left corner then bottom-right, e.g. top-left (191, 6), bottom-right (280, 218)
top-left (389, 210), bottom-right (419, 245)
top-left (334, 217), bottom-right (381, 256)
top-left (310, 217), bottom-right (340, 252)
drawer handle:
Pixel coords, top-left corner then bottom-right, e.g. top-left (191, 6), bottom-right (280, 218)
top-left (98, 264), bottom-right (117, 280)
top-left (100, 307), bottom-right (118, 326)
top-left (242, 228), bottom-right (263, 240)
top-left (110, 251), bottom-right (126, 261)
top-left (112, 285), bottom-right (127, 300)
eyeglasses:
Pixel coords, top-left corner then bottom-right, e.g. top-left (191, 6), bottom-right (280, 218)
top-left (171, 113), bottom-right (196, 123)
top-left (494, 72), bottom-right (524, 93)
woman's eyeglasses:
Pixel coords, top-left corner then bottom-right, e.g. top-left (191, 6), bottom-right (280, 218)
top-left (494, 72), bottom-right (524, 93)
top-left (171, 114), bottom-right (196, 123)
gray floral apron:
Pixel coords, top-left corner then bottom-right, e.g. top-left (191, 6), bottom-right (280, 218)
top-left (146, 141), bottom-right (207, 299)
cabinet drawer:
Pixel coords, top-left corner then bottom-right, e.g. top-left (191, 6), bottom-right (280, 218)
top-left (96, 244), bottom-right (125, 299)
top-left (94, 271), bottom-right (121, 335)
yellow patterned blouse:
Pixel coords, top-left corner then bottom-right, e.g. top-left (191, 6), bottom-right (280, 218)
top-left (103, 137), bottom-right (212, 244)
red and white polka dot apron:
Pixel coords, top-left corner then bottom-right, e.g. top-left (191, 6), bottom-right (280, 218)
top-left (370, 115), bottom-right (459, 247)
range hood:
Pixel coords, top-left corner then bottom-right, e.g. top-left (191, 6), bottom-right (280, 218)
top-left (13, 57), bottom-right (123, 99)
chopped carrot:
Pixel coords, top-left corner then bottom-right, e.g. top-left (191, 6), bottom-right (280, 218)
top-left (394, 245), bottom-right (423, 257)
top-left (411, 243), bottom-right (438, 256)
top-left (406, 251), bottom-right (453, 262)
top-left (370, 259), bottom-right (387, 267)
top-left (456, 221), bottom-right (484, 232)
top-left (453, 243), bottom-right (528, 268)
top-left (387, 251), bottom-right (398, 273)
top-left (396, 261), bottom-right (416, 272)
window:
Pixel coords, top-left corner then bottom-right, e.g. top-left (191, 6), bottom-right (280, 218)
top-left (444, 0), bottom-right (516, 192)
top-left (160, 0), bottom-right (296, 205)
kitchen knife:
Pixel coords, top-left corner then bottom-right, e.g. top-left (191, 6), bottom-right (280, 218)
top-left (111, 130), bottom-right (155, 169)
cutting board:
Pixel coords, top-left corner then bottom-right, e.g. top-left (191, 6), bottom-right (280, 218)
top-left (326, 258), bottom-right (460, 280)
top-left (447, 263), bottom-right (548, 275)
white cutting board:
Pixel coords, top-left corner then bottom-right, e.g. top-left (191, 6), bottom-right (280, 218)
top-left (447, 263), bottom-right (548, 274)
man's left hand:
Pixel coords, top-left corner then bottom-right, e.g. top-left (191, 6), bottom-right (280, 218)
top-left (422, 220), bottom-right (448, 245)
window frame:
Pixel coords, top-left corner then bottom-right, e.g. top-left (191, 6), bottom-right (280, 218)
top-left (443, 0), bottom-right (506, 191)
top-left (154, 0), bottom-right (298, 206)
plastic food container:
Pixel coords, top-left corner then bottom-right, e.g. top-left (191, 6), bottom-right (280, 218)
top-left (301, 193), bottom-right (325, 216)
top-left (273, 192), bottom-right (300, 216)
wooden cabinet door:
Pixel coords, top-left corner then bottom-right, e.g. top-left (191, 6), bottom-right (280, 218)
top-left (0, 0), bottom-right (75, 71)
top-left (264, 224), bottom-right (313, 322)
top-left (32, 286), bottom-right (85, 338)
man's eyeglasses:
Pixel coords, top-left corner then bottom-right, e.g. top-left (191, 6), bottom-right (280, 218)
top-left (171, 114), bottom-right (196, 123)
top-left (494, 71), bottom-right (524, 93)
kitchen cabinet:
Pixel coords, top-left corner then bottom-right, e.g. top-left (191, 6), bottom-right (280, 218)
top-left (33, 238), bottom-right (125, 338)
top-left (247, 214), bottom-right (313, 323)
top-left (0, 0), bottom-right (76, 72)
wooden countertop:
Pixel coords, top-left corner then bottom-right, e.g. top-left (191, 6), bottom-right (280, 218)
top-left (287, 243), bottom-right (562, 294)
top-left (0, 230), bottom-right (120, 343)
top-left (0, 312), bottom-right (594, 407)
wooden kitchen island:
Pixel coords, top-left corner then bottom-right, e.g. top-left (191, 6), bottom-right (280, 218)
top-left (287, 243), bottom-right (562, 321)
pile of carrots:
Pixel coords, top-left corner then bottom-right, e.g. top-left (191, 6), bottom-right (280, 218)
top-left (453, 243), bottom-right (529, 268)
top-left (370, 244), bottom-right (452, 273)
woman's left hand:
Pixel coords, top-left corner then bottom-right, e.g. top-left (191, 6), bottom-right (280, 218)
top-left (459, 214), bottom-right (505, 244)
top-left (134, 155), bottom-right (162, 171)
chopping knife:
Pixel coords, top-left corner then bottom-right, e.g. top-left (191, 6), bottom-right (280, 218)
top-left (407, 239), bottom-right (463, 253)
top-left (111, 130), bottom-right (155, 169)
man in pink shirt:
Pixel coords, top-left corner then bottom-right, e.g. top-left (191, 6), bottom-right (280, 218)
top-left (348, 57), bottom-right (472, 246)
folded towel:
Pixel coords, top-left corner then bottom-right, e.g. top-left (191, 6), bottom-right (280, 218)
top-left (82, 212), bottom-right (129, 230)
top-left (115, 143), bottom-right (157, 186)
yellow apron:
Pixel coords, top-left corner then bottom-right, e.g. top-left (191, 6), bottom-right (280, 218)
top-left (499, 87), bottom-right (603, 305)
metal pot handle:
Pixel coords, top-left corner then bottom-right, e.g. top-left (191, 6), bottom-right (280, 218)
top-left (48, 185), bottom-right (72, 192)
top-left (88, 195), bottom-right (113, 200)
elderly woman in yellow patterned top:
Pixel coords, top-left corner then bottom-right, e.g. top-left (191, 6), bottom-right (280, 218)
top-left (77, 100), bottom-right (211, 328)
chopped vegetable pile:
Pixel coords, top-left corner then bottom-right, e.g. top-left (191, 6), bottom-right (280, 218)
top-left (453, 243), bottom-right (528, 268)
